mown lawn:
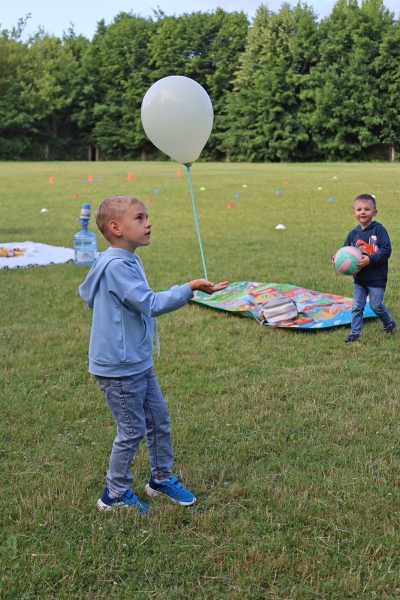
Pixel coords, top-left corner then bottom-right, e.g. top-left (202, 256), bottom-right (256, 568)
top-left (1, 161), bottom-right (400, 599)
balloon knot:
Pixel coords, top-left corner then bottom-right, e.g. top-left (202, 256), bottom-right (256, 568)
top-left (183, 162), bottom-right (192, 169)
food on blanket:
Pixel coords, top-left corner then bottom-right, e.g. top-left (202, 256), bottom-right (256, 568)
top-left (0, 246), bottom-right (27, 258)
top-left (334, 246), bottom-right (362, 276)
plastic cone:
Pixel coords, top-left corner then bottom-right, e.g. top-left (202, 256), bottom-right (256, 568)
top-left (177, 170), bottom-right (182, 177)
top-left (88, 174), bottom-right (93, 182)
top-left (49, 175), bottom-right (55, 183)
top-left (146, 198), bottom-right (152, 203)
top-left (227, 203), bottom-right (234, 209)
top-left (127, 173), bottom-right (133, 180)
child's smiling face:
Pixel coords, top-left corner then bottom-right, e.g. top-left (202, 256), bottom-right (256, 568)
top-left (353, 199), bottom-right (377, 229)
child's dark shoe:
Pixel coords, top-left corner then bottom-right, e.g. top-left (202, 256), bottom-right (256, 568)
top-left (344, 332), bottom-right (360, 343)
top-left (384, 320), bottom-right (396, 334)
top-left (145, 475), bottom-right (196, 506)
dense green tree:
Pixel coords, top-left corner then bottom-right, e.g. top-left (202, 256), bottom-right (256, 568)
top-left (308, 0), bottom-right (393, 160)
top-left (17, 30), bottom-right (78, 158)
top-left (148, 9), bottom-right (249, 160)
top-left (62, 27), bottom-right (94, 159)
top-left (222, 3), bottom-right (320, 162)
top-left (374, 9), bottom-right (400, 160)
top-left (0, 18), bottom-right (35, 159)
top-left (86, 13), bottom-right (156, 160)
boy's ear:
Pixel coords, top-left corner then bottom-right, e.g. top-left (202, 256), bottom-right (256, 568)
top-left (109, 220), bottom-right (122, 237)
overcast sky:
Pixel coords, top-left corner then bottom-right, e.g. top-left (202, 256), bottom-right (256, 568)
top-left (1, 1), bottom-right (400, 40)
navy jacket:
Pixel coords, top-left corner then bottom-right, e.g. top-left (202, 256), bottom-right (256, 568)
top-left (344, 221), bottom-right (391, 288)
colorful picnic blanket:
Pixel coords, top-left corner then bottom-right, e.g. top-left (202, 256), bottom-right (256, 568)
top-left (192, 282), bottom-right (376, 329)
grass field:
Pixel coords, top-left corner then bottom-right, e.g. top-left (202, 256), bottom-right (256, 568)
top-left (1, 161), bottom-right (400, 599)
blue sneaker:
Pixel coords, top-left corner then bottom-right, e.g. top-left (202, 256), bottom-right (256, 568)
top-left (145, 475), bottom-right (196, 506)
top-left (97, 486), bottom-right (150, 515)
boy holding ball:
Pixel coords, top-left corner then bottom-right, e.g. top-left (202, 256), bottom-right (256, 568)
top-left (332, 194), bottom-right (395, 343)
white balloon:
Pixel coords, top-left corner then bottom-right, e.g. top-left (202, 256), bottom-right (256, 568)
top-left (141, 76), bottom-right (214, 164)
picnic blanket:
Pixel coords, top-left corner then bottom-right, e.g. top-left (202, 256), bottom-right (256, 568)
top-left (0, 241), bottom-right (74, 268)
top-left (192, 282), bottom-right (376, 328)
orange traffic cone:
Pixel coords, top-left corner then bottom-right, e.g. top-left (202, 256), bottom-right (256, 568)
top-left (49, 175), bottom-right (55, 183)
top-left (127, 173), bottom-right (133, 180)
top-left (227, 203), bottom-right (234, 209)
top-left (88, 174), bottom-right (93, 182)
top-left (146, 198), bottom-right (152, 203)
top-left (177, 170), bottom-right (182, 177)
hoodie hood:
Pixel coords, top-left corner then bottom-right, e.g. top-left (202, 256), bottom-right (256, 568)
top-left (79, 248), bottom-right (138, 308)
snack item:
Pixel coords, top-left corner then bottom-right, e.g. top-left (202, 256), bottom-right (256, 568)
top-left (0, 246), bottom-right (26, 257)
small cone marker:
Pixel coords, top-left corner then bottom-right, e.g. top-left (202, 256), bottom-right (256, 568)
top-left (177, 170), bottom-right (182, 177)
top-left (127, 173), bottom-right (133, 180)
top-left (88, 174), bottom-right (93, 182)
top-left (284, 180), bottom-right (290, 184)
top-left (146, 198), bottom-right (152, 203)
top-left (73, 194), bottom-right (79, 199)
top-left (49, 175), bottom-right (55, 183)
top-left (227, 203), bottom-right (234, 209)
top-left (366, 183), bottom-right (370, 187)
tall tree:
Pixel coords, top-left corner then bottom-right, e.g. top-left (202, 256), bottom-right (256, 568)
top-left (17, 29), bottom-right (78, 158)
top-left (148, 9), bottom-right (249, 160)
top-left (0, 18), bottom-right (35, 159)
top-left (373, 4), bottom-right (400, 160)
top-left (308, 0), bottom-right (393, 160)
top-left (222, 3), bottom-right (320, 162)
top-left (86, 13), bottom-right (156, 160)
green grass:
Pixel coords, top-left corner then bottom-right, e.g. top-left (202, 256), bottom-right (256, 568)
top-left (1, 161), bottom-right (400, 599)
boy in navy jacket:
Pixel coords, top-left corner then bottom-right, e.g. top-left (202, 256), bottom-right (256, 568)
top-left (79, 195), bottom-right (227, 513)
top-left (333, 194), bottom-right (395, 343)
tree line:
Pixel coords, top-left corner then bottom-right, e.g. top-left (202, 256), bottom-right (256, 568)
top-left (1, 0), bottom-right (400, 162)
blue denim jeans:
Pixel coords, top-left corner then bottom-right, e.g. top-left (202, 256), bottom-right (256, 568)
top-left (95, 368), bottom-right (174, 497)
top-left (352, 283), bottom-right (392, 335)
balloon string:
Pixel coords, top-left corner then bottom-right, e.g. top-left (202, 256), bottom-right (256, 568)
top-left (184, 163), bottom-right (208, 280)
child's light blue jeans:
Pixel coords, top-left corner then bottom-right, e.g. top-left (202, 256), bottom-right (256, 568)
top-left (95, 368), bottom-right (174, 498)
top-left (351, 283), bottom-right (392, 334)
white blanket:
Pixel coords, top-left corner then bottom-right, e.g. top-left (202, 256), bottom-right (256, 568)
top-left (0, 241), bottom-right (74, 269)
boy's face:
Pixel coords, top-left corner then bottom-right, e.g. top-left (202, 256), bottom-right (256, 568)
top-left (353, 200), bottom-right (377, 229)
top-left (109, 203), bottom-right (151, 252)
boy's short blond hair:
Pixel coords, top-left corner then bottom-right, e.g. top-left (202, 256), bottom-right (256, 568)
top-left (95, 195), bottom-right (144, 241)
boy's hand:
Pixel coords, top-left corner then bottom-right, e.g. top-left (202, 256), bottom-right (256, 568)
top-left (331, 252), bottom-right (337, 267)
top-left (189, 279), bottom-right (229, 294)
top-left (357, 255), bottom-right (370, 269)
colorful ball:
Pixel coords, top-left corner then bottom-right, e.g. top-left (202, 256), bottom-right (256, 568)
top-left (334, 246), bottom-right (363, 276)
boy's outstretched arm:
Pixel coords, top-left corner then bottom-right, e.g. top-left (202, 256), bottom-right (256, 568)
top-left (189, 279), bottom-right (228, 294)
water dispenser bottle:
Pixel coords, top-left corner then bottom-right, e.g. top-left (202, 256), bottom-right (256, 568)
top-left (73, 203), bottom-right (97, 266)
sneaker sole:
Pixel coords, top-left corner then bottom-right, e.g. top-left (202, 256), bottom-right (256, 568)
top-left (97, 498), bottom-right (130, 511)
top-left (97, 498), bottom-right (149, 514)
top-left (145, 484), bottom-right (196, 506)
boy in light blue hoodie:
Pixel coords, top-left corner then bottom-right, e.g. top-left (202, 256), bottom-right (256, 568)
top-left (79, 194), bottom-right (227, 514)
